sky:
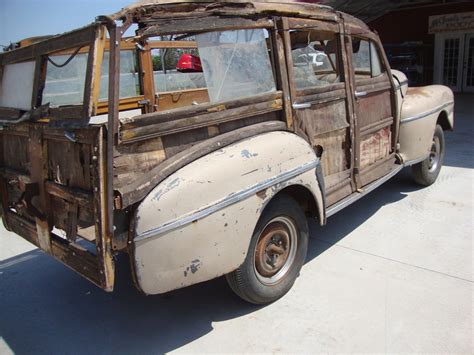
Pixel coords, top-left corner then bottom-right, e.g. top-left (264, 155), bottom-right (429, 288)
top-left (0, 0), bottom-right (133, 47)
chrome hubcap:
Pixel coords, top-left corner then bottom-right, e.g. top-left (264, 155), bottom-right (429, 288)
top-left (254, 216), bottom-right (297, 285)
top-left (428, 135), bottom-right (441, 172)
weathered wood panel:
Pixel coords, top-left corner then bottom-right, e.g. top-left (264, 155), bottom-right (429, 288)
top-left (139, 17), bottom-right (274, 37)
top-left (47, 140), bottom-right (92, 190)
top-left (0, 24), bottom-right (99, 65)
top-left (295, 99), bottom-right (350, 177)
top-left (50, 195), bottom-right (94, 230)
top-left (119, 92), bottom-right (283, 144)
top-left (157, 89), bottom-right (209, 112)
top-left (1, 134), bottom-right (30, 173)
top-left (114, 137), bottom-right (166, 187)
top-left (316, 128), bottom-right (349, 176)
top-left (356, 90), bottom-right (392, 129)
top-left (117, 121), bottom-right (287, 208)
top-left (360, 127), bottom-right (391, 170)
top-left (113, 2), bottom-right (339, 24)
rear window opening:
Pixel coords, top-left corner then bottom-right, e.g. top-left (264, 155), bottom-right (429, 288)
top-left (0, 61), bottom-right (36, 110)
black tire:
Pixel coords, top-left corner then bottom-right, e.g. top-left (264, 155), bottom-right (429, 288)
top-left (226, 194), bottom-right (309, 304)
top-left (412, 124), bottom-right (445, 186)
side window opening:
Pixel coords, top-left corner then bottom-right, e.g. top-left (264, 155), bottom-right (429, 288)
top-left (150, 36), bottom-right (207, 93)
top-left (42, 51), bottom-right (89, 107)
top-left (42, 46), bottom-right (142, 108)
top-left (196, 28), bottom-right (276, 103)
top-left (290, 30), bottom-right (343, 90)
top-left (32, 27), bottom-right (277, 117)
top-left (146, 28), bottom-right (276, 109)
top-left (99, 50), bottom-right (141, 101)
top-left (351, 38), bottom-right (385, 79)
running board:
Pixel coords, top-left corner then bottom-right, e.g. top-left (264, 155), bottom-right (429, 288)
top-left (325, 165), bottom-right (404, 218)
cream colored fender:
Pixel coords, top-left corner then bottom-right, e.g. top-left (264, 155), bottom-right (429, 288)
top-left (398, 85), bottom-right (454, 164)
top-left (131, 131), bottom-right (324, 295)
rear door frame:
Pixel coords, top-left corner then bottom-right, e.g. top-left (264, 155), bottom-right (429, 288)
top-left (281, 16), bottom-right (356, 206)
top-left (344, 28), bottom-right (399, 188)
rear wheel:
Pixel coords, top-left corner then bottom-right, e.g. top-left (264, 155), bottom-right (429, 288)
top-left (412, 124), bottom-right (445, 186)
top-left (226, 195), bottom-right (308, 304)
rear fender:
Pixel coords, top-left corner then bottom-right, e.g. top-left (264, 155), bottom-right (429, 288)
top-left (131, 131), bottom-right (324, 295)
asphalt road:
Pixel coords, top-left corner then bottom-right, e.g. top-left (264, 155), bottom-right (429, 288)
top-left (0, 95), bottom-right (472, 354)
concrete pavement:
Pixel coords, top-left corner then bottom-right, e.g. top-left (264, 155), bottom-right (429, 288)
top-left (0, 95), bottom-right (472, 354)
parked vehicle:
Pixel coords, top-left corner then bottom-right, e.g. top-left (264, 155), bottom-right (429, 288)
top-left (0, 0), bottom-right (454, 304)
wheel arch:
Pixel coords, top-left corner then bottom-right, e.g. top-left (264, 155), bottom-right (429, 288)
top-left (437, 110), bottom-right (453, 131)
top-left (267, 184), bottom-right (323, 224)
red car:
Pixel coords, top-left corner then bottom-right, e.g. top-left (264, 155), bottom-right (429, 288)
top-left (176, 53), bottom-right (203, 72)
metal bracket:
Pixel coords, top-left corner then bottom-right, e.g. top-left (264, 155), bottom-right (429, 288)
top-left (292, 102), bottom-right (312, 110)
top-left (355, 90), bottom-right (367, 98)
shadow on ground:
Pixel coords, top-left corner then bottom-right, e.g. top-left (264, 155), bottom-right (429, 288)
top-left (0, 169), bottom-right (417, 354)
top-left (443, 94), bottom-right (474, 170)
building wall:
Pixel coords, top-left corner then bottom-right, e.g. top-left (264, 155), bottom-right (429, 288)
top-left (369, 2), bottom-right (474, 86)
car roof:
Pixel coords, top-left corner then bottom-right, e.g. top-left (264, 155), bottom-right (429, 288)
top-left (111, 0), bottom-right (336, 22)
top-left (110, 0), bottom-right (369, 33)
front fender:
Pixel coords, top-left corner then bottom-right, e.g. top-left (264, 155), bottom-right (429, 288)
top-left (398, 85), bottom-right (454, 164)
top-left (131, 131), bottom-right (324, 295)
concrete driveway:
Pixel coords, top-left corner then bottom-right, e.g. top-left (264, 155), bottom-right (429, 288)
top-left (0, 95), bottom-right (472, 354)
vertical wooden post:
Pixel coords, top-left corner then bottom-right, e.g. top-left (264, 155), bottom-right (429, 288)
top-left (272, 17), bottom-right (293, 131)
top-left (342, 24), bottom-right (361, 189)
top-left (338, 19), bottom-right (357, 192)
top-left (31, 56), bottom-right (47, 109)
top-left (90, 26), bottom-right (107, 116)
top-left (139, 41), bottom-right (157, 114)
top-left (92, 16), bottom-right (122, 291)
top-left (279, 17), bottom-right (297, 132)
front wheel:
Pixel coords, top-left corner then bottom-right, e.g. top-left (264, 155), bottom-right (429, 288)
top-left (412, 124), bottom-right (445, 186)
top-left (226, 195), bottom-right (308, 304)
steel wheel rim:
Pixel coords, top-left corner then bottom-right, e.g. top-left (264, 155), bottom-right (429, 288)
top-left (428, 135), bottom-right (441, 172)
top-left (254, 216), bottom-right (298, 285)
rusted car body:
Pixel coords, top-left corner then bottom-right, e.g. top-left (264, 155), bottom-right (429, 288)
top-left (0, 0), bottom-right (453, 303)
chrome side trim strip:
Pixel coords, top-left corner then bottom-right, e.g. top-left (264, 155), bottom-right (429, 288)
top-left (326, 165), bottom-right (403, 218)
top-left (135, 159), bottom-right (320, 243)
top-left (292, 96), bottom-right (344, 110)
top-left (292, 102), bottom-right (311, 110)
top-left (400, 100), bottom-right (454, 124)
top-left (403, 154), bottom-right (429, 167)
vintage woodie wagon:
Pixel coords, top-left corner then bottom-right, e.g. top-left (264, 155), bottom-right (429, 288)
top-left (0, 0), bottom-right (454, 304)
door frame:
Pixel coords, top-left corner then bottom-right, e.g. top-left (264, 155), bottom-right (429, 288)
top-left (345, 33), bottom-right (398, 189)
top-left (280, 17), bottom-right (357, 206)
